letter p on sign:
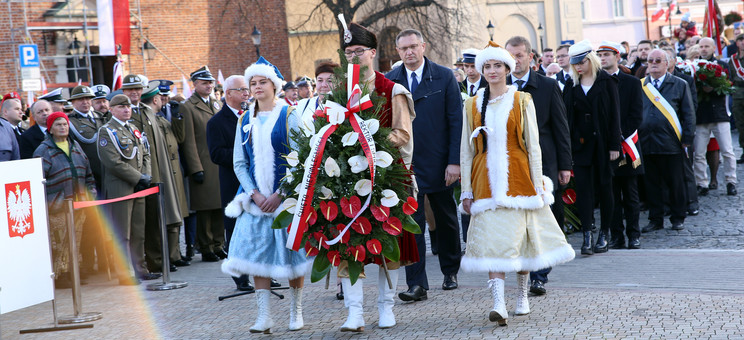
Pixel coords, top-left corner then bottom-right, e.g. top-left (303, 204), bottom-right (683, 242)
top-left (18, 45), bottom-right (39, 68)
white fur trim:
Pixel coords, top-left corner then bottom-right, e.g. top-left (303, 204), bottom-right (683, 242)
top-left (244, 64), bottom-right (283, 96)
top-left (461, 243), bottom-right (576, 273)
top-left (475, 46), bottom-right (516, 75)
top-left (222, 257), bottom-right (313, 280)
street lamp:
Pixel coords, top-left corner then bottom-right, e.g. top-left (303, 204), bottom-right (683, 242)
top-left (251, 25), bottom-right (262, 58)
top-left (486, 20), bottom-right (495, 42)
top-left (68, 36), bottom-right (84, 55)
top-left (537, 22), bottom-right (544, 51)
top-left (142, 40), bottom-right (156, 61)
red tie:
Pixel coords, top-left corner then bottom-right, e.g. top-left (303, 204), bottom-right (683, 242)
top-left (238, 110), bottom-right (244, 116)
top-left (470, 84), bottom-right (475, 96)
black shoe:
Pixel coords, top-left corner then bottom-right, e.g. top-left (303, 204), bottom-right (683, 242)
top-left (237, 281), bottom-right (255, 292)
top-left (709, 182), bottom-right (718, 190)
top-left (697, 186), bottom-right (709, 196)
top-left (671, 222), bottom-right (685, 230)
top-left (181, 252), bottom-right (192, 262)
top-left (529, 280), bottom-right (546, 296)
top-left (738, 155), bottom-right (744, 164)
top-left (429, 229), bottom-right (438, 255)
top-left (186, 245), bottom-right (195, 259)
top-left (687, 208), bottom-right (699, 216)
top-left (628, 238), bottom-right (641, 249)
top-left (608, 238), bottom-right (626, 249)
top-left (336, 285), bottom-right (344, 300)
top-left (139, 272), bottom-right (162, 280)
top-left (591, 223), bottom-right (597, 232)
top-left (215, 249), bottom-right (228, 260)
top-left (442, 274), bottom-right (458, 290)
top-left (593, 230), bottom-right (609, 253)
top-left (270, 278), bottom-right (281, 288)
top-left (201, 252), bottom-right (220, 262)
top-left (398, 285), bottom-right (428, 302)
top-left (727, 183), bottom-right (737, 196)
top-left (173, 259), bottom-right (191, 267)
top-left (581, 231), bottom-right (594, 255)
top-left (169, 264), bottom-right (178, 272)
top-left (641, 222), bottom-right (663, 233)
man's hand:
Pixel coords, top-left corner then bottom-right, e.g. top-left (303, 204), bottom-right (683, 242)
top-left (192, 171), bottom-right (205, 184)
top-left (609, 150), bottom-right (620, 161)
top-left (558, 170), bottom-right (571, 186)
top-left (462, 198), bottom-right (473, 215)
top-left (260, 193), bottom-right (283, 213)
top-left (444, 164), bottom-right (460, 186)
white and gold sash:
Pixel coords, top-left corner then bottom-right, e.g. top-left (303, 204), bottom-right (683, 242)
top-left (641, 77), bottom-right (682, 141)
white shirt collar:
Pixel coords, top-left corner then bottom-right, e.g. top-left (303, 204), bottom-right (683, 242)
top-left (466, 77), bottom-right (481, 91)
top-left (39, 125), bottom-right (47, 133)
top-left (226, 103), bottom-right (241, 118)
top-left (405, 61), bottom-right (425, 88)
top-left (650, 73), bottom-right (666, 85)
top-left (74, 108), bottom-right (90, 117)
top-left (510, 72), bottom-right (530, 85)
top-left (112, 116), bottom-right (128, 127)
top-left (201, 96), bottom-right (210, 103)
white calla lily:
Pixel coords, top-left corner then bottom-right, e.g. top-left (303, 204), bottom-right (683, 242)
top-left (364, 119), bottom-right (380, 135)
top-left (326, 102), bottom-right (347, 125)
top-left (325, 157), bottom-right (341, 177)
top-left (348, 155), bottom-right (368, 173)
top-left (320, 186), bottom-right (333, 200)
top-left (285, 151), bottom-right (299, 167)
top-left (380, 189), bottom-right (400, 207)
top-left (294, 183), bottom-right (303, 194)
top-left (375, 151), bottom-right (393, 168)
top-left (285, 168), bottom-right (294, 182)
top-left (281, 198), bottom-right (298, 214)
top-left (341, 132), bottom-right (359, 146)
top-left (354, 179), bottom-right (372, 196)
top-left (300, 116), bottom-right (315, 136)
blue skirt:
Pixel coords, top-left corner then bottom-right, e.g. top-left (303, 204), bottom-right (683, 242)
top-left (221, 212), bottom-right (312, 280)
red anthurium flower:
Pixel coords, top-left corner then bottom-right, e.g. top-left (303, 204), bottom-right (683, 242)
top-left (303, 208), bottom-right (318, 226)
top-left (340, 196), bottom-right (362, 218)
top-left (366, 239), bottom-right (382, 255)
top-left (304, 241), bottom-right (319, 256)
top-left (350, 245), bottom-right (366, 262)
top-left (336, 223), bottom-right (350, 244)
top-left (351, 216), bottom-right (372, 235)
top-left (402, 196), bottom-right (418, 215)
top-left (371, 205), bottom-right (390, 221)
top-left (382, 216), bottom-right (403, 236)
top-left (319, 201), bottom-right (339, 222)
top-left (562, 188), bottom-right (577, 205)
top-left (313, 231), bottom-right (330, 249)
top-left (327, 250), bottom-right (341, 266)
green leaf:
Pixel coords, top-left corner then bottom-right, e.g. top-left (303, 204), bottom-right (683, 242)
top-left (310, 253), bottom-right (331, 283)
top-left (347, 261), bottom-right (362, 285)
top-left (271, 210), bottom-right (293, 229)
top-left (402, 214), bottom-right (421, 234)
top-left (381, 236), bottom-right (400, 262)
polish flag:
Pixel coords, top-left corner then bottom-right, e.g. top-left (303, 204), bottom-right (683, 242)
top-left (96, 0), bottom-right (130, 55)
top-left (40, 76), bottom-right (47, 94)
top-left (218, 69), bottom-right (225, 85)
top-left (181, 76), bottom-right (192, 98)
top-left (665, 0), bottom-right (677, 22)
top-left (112, 60), bottom-right (123, 90)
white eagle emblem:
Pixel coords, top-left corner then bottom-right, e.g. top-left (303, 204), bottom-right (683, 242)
top-left (7, 184), bottom-right (32, 236)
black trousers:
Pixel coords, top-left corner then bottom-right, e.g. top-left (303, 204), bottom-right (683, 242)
top-left (405, 188), bottom-right (461, 290)
top-left (574, 164), bottom-right (614, 233)
top-left (611, 175), bottom-right (641, 241)
top-left (682, 148), bottom-right (699, 211)
top-left (644, 153), bottom-right (687, 225)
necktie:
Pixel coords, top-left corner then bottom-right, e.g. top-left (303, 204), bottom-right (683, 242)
top-left (515, 80), bottom-right (525, 90)
top-left (653, 79), bottom-right (660, 89)
top-left (410, 72), bottom-right (419, 93)
top-left (238, 109), bottom-right (244, 116)
top-left (469, 84), bottom-right (475, 96)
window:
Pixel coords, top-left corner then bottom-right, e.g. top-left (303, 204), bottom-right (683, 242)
top-left (613, 0), bottom-right (625, 17)
top-left (580, 0), bottom-right (585, 20)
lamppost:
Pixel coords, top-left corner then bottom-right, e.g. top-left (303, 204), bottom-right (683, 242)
top-left (486, 20), bottom-right (495, 42)
top-left (537, 22), bottom-right (544, 51)
top-left (142, 40), bottom-right (156, 62)
top-left (252, 26), bottom-right (262, 58)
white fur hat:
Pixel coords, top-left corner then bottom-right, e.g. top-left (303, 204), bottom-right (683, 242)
top-left (475, 41), bottom-right (516, 75)
top-left (244, 56), bottom-right (284, 96)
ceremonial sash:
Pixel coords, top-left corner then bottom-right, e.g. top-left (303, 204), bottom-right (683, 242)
top-left (732, 56), bottom-right (744, 79)
top-left (641, 78), bottom-right (682, 141)
top-left (619, 130), bottom-right (641, 168)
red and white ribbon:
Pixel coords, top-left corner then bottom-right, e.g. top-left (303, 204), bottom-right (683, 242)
top-left (620, 130), bottom-right (640, 166)
top-left (732, 56), bottom-right (744, 79)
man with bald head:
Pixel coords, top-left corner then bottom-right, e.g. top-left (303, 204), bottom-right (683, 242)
top-left (1, 98), bottom-right (24, 139)
top-left (19, 100), bottom-right (52, 158)
top-left (694, 37), bottom-right (737, 196)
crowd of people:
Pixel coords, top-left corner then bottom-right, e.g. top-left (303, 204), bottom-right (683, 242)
top-left (1, 17), bottom-right (742, 331)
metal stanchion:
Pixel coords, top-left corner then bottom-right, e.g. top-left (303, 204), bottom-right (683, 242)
top-left (147, 183), bottom-right (187, 291)
top-left (58, 199), bottom-right (102, 324)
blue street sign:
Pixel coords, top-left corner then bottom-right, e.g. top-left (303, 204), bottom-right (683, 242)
top-left (18, 44), bottom-right (40, 68)
top-left (561, 40), bottom-right (575, 45)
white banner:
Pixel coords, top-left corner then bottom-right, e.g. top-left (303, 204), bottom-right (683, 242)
top-left (0, 158), bottom-right (54, 314)
top-left (97, 0), bottom-right (116, 56)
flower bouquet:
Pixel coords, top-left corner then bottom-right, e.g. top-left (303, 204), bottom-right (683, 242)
top-left (694, 59), bottom-right (735, 102)
top-left (272, 53), bottom-right (420, 285)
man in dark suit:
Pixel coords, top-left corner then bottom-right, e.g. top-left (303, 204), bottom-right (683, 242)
top-left (555, 44), bottom-right (573, 88)
top-left (505, 36), bottom-right (572, 295)
top-left (1, 98), bottom-right (25, 140)
top-left (19, 100), bottom-right (52, 158)
top-left (206, 74), bottom-right (253, 292)
top-left (598, 41), bottom-right (644, 250)
top-left (386, 28), bottom-right (463, 301)
top-left (459, 49), bottom-right (488, 97)
top-left (537, 47), bottom-right (555, 75)
top-left (628, 40), bottom-right (653, 78)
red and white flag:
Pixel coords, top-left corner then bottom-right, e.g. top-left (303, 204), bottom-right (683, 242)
top-left (181, 76), bottom-right (192, 98)
top-left (651, 1), bottom-right (665, 22)
top-left (218, 69), bottom-right (225, 85)
top-left (96, 0), bottom-right (130, 55)
top-left (40, 76), bottom-right (47, 94)
top-left (665, 0), bottom-right (677, 22)
top-left (112, 60), bottom-right (123, 90)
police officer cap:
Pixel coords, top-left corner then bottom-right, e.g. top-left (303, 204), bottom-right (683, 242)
top-left (109, 94), bottom-right (132, 107)
top-left (38, 88), bottom-right (66, 103)
top-left (121, 74), bottom-right (145, 89)
top-left (283, 81), bottom-right (298, 91)
top-left (462, 48), bottom-right (479, 64)
top-left (69, 85), bottom-right (96, 100)
top-left (156, 80), bottom-right (174, 95)
top-left (191, 66), bottom-right (215, 81)
top-left (92, 85), bottom-right (111, 100)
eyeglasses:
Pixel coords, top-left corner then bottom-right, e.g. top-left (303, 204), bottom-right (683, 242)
top-left (647, 58), bottom-right (665, 64)
top-left (344, 48), bottom-right (372, 57)
top-left (396, 44), bottom-right (421, 52)
top-left (228, 88), bottom-right (250, 93)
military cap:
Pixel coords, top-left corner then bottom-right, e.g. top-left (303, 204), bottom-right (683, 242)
top-left (296, 80), bottom-right (309, 88)
top-left (92, 84), bottom-right (111, 100)
top-left (156, 80), bottom-right (173, 95)
top-left (69, 85), bottom-right (96, 100)
top-left (462, 48), bottom-right (479, 64)
top-left (38, 88), bottom-right (66, 103)
top-left (141, 80), bottom-right (161, 101)
top-left (282, 81), bottom-right (298, 91)
top-left (2, 92), bottom-right (20, 103)
top-left (63, 101), bottom-right (74, 111)
top-left (190, 66), bottom-right (215, 81)
top-left (121, 74), bottom-right (145, 89)
top-left (109, 94), bottom-right (132, 107)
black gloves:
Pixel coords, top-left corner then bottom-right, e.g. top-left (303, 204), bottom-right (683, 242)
top-left (135, 174), bottom-right (152, 192)
top-left (192, 171), bottom-right (205, 184)
top-left (169, 101), bottom-right (181, 119)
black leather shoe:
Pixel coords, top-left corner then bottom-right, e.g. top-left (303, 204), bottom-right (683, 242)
top-left (170, 264), bottom-right (178, 272)
top-left (186, 245), bottom-right (195, 259)
top-left (727, 183), bottom-right (737, 196)
top-left (671, 222), bottom-right (685, 230)
top-left (215, 249), bottom-right (228, 259)
top-left (530, 280), bottom-right (546, 295)
top-left (609, 238), bottom-right (626, 249)
top-left (593, 230), bottom-right (609, 253)
top-left (581, 231), bottom-right (594, 255)
top-left (628, 238), bottom-right (641, 249)
top-left (442, 274), bottom-right (458, 290)
top-left (202, 252), bottom-right (220, 262)
top-left (641, 222), bottom-right (663, 233)
top-left (697, 186), bottom-right (709, 196)
top-left (139, 272), bottom-right (162, 280)
top-left (270, 278), bottom-right (281, 288)
top-left (173, 259), bottom-right (191, 267)
top-left (237, 281), bottom-right (255, 292)
top-left (687, 208), bottom-right (699, 216)
top-left (709, 182), bottom-right (718, 190)
top-left (399, 285), bottom-right (428, 302)
top-left (738, 155), bottom-right (744, 164)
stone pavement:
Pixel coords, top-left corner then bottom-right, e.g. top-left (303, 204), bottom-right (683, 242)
top-left (2, 136), bottom-right (744, 339)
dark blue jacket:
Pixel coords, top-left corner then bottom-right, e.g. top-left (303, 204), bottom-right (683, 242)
top-left (206, 105), bottom-right (240, 206)
top-left (19, 124), bottom-right (45, 159)
top-left (386, 57), bottom-right (463, 194)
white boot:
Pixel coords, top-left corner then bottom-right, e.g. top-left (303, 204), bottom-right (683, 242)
top-left (289, 287), bottom-right (304, 331)
top-left (250, 289), bottom-right (274, 333)
top-left (488, 278), bottom-right (508, 326)
top-left (340, 278), bottom-right (365, 332)
top-left (515, 274), bottom-right (531, 315)
top-left (377, 267), bottom-right (399, 329)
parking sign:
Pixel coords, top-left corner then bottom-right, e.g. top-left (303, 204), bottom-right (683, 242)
top-left (18, 44), bottom-right (39, 68)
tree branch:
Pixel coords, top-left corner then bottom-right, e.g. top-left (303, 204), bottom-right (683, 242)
top-left (358, 0), bottom-right (436, 27)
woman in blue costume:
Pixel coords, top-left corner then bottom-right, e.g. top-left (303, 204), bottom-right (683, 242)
top-left (221, 57), bottom-right (311, 334)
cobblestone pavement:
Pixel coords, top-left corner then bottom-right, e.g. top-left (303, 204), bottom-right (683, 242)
top-left (2, 134), bottom-right (744, 339)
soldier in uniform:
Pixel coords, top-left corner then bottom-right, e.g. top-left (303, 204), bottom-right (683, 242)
top-left (180, 66), bottom-right (225, 262)
top-left (97, 94), bottom-right (153, 285)
top-left (91, 84), bottom-right (111, 121)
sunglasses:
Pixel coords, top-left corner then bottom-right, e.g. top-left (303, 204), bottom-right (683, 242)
top-left (647, 58), bottom-right (665, 64)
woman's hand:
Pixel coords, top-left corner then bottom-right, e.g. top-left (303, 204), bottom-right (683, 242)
top-left (252, 191), bottom-right (267, 208)
top-left (462, 198), bottom-right (473, 215)
top-left (609, 150), bottom-right (620, 161)
top-left (260, 193), bottom-right (283, 213)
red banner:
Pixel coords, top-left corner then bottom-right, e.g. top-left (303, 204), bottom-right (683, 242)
top-left (113, 0), bottom-right (131, 55)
